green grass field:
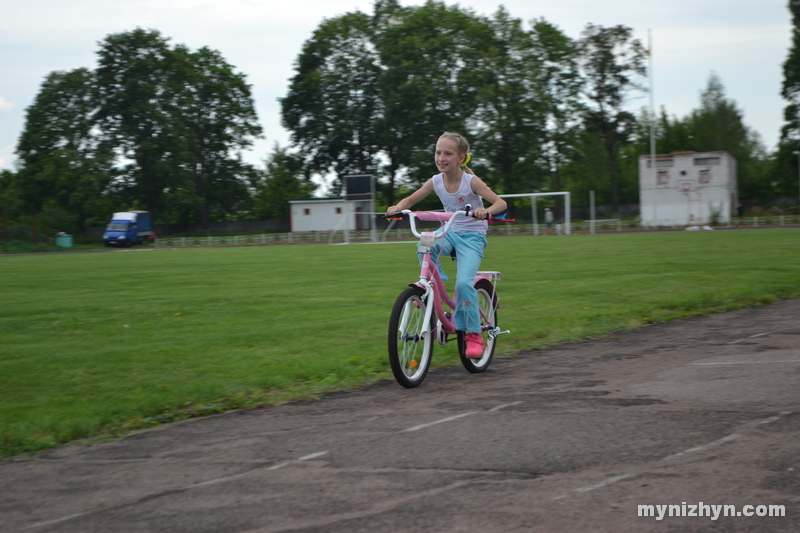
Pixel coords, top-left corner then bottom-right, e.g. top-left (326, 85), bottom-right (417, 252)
top-left (2, 229), bottom-right (799, 457)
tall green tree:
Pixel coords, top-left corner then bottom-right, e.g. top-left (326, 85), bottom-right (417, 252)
top-left (576, 24), bottom-right (647, 215)
top-left (172, 45), bottom-right (263, 233)
top-left (252, 145), bottom-right (317, 220)
top-left (376, 0), bottom-right (492, 190)
top-left (96, 29), bottom-right (263, 226)
top-left (95, 29), bottom-right (186, 220)
top-left (470, 8), bottom-right (549, 197)
top-left (15, 68), bottom-right (114, 232)
top-left (690, 74), bottom-right (770, 200)
top-left (774, 0), bottom-right (800, 207)
top-left (281, 11), bottom-right (384, 196)
top-left (529, 18), bottom-right (583, 209)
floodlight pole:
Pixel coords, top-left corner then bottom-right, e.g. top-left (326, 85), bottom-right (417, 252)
top-left (796, 109), bottom-right (800, 213)
top-left (795, 150), bottom-right (800, 215)
top-left (648, 29), bottom-right (658, 228)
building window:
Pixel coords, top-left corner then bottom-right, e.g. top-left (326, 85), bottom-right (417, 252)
top-left (647, 159), bottom-right (674, 168)
top-left (694, 157), bottom-right (720, 165)
top-left (303, 208), bottom-right (310, 215)
top-left (699, 169), bottom-right (711, 184)
top-left (335, 207), bottom-right (342, 214)
top-left (657, 170), bottom-right (669, 186)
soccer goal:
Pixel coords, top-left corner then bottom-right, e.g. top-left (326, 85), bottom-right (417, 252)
top-left (498, 192), bottom-right (571, 235)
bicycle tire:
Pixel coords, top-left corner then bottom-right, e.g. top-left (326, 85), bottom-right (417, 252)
top-left (388, 286), bottom-right (434, 388)
top-left (457, 279), bottom-right (498, 373)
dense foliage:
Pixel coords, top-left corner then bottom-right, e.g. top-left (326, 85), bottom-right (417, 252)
top-left (2, 1), bottom-right (797, 239)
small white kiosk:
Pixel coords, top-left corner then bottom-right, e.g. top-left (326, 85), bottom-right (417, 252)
top-left (639, 151), bottom-right (737, 226)
top-left (289, 175), bottom-right (377, 240)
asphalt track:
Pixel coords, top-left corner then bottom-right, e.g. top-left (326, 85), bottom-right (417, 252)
top-left (2, 299), bottom-right (799, 532)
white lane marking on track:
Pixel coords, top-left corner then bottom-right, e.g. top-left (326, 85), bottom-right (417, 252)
top-left (663, 434), bottom-right (739, 460)
top-left (22, 453), bottom-right (328, 530)
top-left (401, 412), bottom-right (478, 433)
top-left (574, 474), bottom-right (632, 493)
top-left (298, 451), bottom-right (329, 461)
top-left (758, 412), bottom-right (791, 425)
top-left (22, 513), bottom-right (88, 530)
top-left (549, 474), bottom-right (632, 501)
top-left (183, 471), bottom-right (251, 489)
top-left (489, 401), bottom-right (522, 412)
top-left (727, 331), bottom-right (774, 344)
top-left (692, 360), bottom-right (800, 365)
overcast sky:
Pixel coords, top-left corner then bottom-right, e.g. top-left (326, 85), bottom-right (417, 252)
top-left (0, 0), bottom-right (793, 174)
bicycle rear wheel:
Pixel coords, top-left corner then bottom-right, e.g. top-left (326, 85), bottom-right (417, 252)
top-left (388, 286), bottom-right (434, 388)
top-left (458, 279), bottom-right (498, 373)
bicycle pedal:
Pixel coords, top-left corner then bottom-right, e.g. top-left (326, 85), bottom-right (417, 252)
top-left (488, 328), bottom-right (510, 339)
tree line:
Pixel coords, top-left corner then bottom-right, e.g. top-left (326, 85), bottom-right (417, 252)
top-left (2, 0), bottom-right (797, 238)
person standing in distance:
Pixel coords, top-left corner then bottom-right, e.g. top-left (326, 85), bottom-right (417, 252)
top-left (386, 132), bottom-right (507, 358)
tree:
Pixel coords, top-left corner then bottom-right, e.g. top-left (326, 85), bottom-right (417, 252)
top-left (96, 29), bottom-right (263, 227)
top-left (774, 0), bottom-right (800, 207)
top-left (529, 18), bottom-right (584, 214)
top-left (172, 45), bottom-right (263, 233)
top-left (281, 11), bottom-right (384, 195)
top-left (470, 8), bottom-right (550, 199)
top-left (376, 1), bottom-right (492, 192)
top-left (95, 29), bottom-right (186, 221)
top-left (15, 68), bottom-right (114, 232)
top-left (690, 74), bottom-right (770, 200)
top-left (252, 145), bottom-right (317, 220)
top-left (282, 1), bottom-right (494, 204)
top-left (576, 24), bottom-right (647, 215)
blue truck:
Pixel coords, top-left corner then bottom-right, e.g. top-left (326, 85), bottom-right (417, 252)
top-left (103, 211), bottom-right (154, 247)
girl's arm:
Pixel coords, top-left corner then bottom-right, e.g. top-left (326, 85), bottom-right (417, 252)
top-left (470, 177), bottom-right (507, 220)
top-left (386, 179), bottom-right (434, 215)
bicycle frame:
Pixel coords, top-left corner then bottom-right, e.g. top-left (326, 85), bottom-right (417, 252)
top-left (399, 209), bottom-right (501, 342)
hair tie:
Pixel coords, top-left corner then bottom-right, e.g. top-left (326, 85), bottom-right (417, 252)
top-left (461, 153), bottom-right (471, 168)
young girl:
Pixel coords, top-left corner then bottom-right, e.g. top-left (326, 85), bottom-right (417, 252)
top-left (386, 132), bottom-right (507, 358)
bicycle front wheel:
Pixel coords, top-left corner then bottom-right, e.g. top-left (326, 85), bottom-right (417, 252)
top-left (388, 286), bottom-right (434, 388)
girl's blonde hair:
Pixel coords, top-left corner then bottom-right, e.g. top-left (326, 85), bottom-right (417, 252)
top-left (439, 131), bottom-right (477, 177)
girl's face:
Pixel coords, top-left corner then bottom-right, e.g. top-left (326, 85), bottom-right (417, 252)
top-left (434, 138), bottom-right (465, 174)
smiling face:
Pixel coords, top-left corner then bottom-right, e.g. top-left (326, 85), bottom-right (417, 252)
top-left (434, 137), bottom-right (465, 175)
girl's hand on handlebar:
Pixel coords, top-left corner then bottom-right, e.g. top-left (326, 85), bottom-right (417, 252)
top-left (472, 207), bottom-right (490, 220)
top-left (385, 205), bottom-right (401, 216)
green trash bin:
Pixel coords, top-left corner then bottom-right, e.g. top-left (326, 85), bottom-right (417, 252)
top-left (55, 234), bottom-right (73, 248)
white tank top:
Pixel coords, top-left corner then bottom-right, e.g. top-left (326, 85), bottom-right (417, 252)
top-left (432, 173), bottom-right (487, 234)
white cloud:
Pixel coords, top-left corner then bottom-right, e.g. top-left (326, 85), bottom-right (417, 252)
top-left (0, 97), bottom-right (15, 112)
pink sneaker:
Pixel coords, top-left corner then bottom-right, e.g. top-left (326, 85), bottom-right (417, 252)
top-left (465, 333), bottom-right (484, 358)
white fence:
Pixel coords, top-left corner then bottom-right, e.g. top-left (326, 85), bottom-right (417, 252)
top-left (153, 216), bottom-right (800, 248)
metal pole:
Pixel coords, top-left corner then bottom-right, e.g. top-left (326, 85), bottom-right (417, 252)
top-left (565, 192), bottom-right (571, 235)
top-left (370, 178), bottom-right (378, 243)
top-left (590, 190), bottom-right (596, 235)
top-left (1, 207), bottom-right (6, 253)
top-left (532, 197), bottom-right (539, 236)
top-left (648, 30), bottom-right (658, 229)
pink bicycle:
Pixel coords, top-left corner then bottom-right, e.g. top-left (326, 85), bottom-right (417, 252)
top-left (387, 208), bottom-right (509, 388)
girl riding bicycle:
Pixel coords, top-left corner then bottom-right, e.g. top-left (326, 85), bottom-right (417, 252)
top-left (386, 132), bottom-right (507, 358)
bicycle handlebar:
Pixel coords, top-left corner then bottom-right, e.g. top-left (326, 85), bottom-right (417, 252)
top-left (384, 206), bottom-right (474, 240)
